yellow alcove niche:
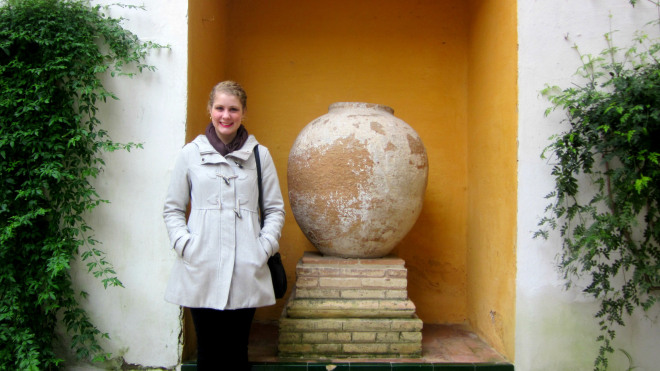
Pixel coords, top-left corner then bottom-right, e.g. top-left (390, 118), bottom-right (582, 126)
top-left (185, 0), bottom-right (517, 363)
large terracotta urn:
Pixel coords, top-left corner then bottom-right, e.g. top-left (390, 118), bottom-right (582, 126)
top-left (287, 102), bottom-right (428, 258)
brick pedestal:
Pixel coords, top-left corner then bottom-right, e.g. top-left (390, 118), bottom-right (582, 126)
top-left (278, 252), bottom-right (423, 359)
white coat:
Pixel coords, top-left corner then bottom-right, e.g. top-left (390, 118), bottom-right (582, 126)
top-left (163, 134), bottom-right (285, 309)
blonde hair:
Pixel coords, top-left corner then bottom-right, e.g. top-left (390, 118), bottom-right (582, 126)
top-left (208, 80), bottom-right (247, 111)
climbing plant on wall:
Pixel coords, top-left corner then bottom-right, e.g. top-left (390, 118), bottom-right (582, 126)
top-left (537, 4), bottom-right (659, 371)
top-left (0, 0), bottom-right (163, 369)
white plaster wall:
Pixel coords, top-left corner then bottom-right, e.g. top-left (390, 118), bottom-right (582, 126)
top-left (64, 0), bottom-right (188, 369)
top-left (517, 1), bottom-right (660, 370)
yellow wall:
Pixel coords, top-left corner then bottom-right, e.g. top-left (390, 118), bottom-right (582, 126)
top-left (186, 0), bottom-right (517, 361)
top-left (187, 0), bottom-right (230, 141)
top-left (466, 0), bottom-right (518, 360)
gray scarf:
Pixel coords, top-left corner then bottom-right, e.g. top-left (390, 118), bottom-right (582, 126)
top-left (205, 122), bottom-right (248, 156)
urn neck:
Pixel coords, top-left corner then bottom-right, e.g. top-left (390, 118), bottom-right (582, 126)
top-left (328, 102), bottom-right (394, 115)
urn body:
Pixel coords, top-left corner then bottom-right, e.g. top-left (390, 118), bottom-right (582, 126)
top-left (287, 102), bottom-right (428, 258)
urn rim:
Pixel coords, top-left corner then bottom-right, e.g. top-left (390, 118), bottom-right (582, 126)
top-left (328, 102), bottom-right (394, 115)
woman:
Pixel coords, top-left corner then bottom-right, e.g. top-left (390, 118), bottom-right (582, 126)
top-left (163, 81), bottom-right (285, 370)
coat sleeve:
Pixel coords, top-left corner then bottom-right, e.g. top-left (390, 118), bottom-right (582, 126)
top-left (258, 146), bottom-right (286, 257)
top-left (163, 145), bottom-right (192, 257)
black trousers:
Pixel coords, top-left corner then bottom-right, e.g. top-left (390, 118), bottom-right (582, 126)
top-left (189, 307), bottom-right (256, 371)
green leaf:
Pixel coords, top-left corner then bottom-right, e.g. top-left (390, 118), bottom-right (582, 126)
top-left (0, 0), bottom-right (163, 367)
top-left (538, 8), bottom-right (660, 369)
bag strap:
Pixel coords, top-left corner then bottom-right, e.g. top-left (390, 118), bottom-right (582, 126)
top-left (254, 144), bottom-right (265, 229)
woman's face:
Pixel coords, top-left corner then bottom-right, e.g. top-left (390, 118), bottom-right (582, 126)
top-left (209, 92), bottom-right (244, 144)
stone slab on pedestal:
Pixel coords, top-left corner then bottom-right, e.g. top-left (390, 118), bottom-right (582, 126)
top-left (286, 298), bottom-right (416, 318)
top-left (278, 252), bottom-right (423, 359)
top-left (279, 314), bottom-right (423, 358)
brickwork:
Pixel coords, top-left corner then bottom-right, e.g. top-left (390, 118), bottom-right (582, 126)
top-left (278, 252), bottom-right (423, 359)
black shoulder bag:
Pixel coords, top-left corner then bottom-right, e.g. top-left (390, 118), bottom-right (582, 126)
top-left (254, 145), bottom-right (287, 299)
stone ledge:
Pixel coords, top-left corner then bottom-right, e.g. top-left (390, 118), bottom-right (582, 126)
top-left (279, 316), bottom-right (423, 332)
top-left (300, 251), bottom-right (406, 267)
top-left (296, 276), bottom-right (408, 290)
top-left (286, 309), bottom-right (416, 318)
top-left (279, 331), bottom-right (422, 344)
top-left (295, 288), bottom-right (408, 300)
top-left (296, 265), bottom-right (407, 279)
top-left (286, 299), bottom-right (416, 318)
top-left (288, 299), bottom-right (416, 310)
top-left (278, 342), bottom-right (422, 358)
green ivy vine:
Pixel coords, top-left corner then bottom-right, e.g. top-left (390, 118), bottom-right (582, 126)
top-left (538, 5), bottom-right (660, 371)
top-left (0, 0), bottom-right (164, 369)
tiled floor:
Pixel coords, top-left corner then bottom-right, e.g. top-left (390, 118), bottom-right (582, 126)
top-left (239, 321), bottom-right (513, 370)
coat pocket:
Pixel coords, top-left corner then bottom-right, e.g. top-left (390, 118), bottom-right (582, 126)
top-left (180, 233), bottom-right (199, 265)
top-left (173, 233), bottom-right (190, 258)
top-left (257, 235), bottom-right (272, 260)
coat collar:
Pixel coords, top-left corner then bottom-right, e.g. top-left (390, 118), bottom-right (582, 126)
top-left (192, 134), bottom-right (260, 162)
